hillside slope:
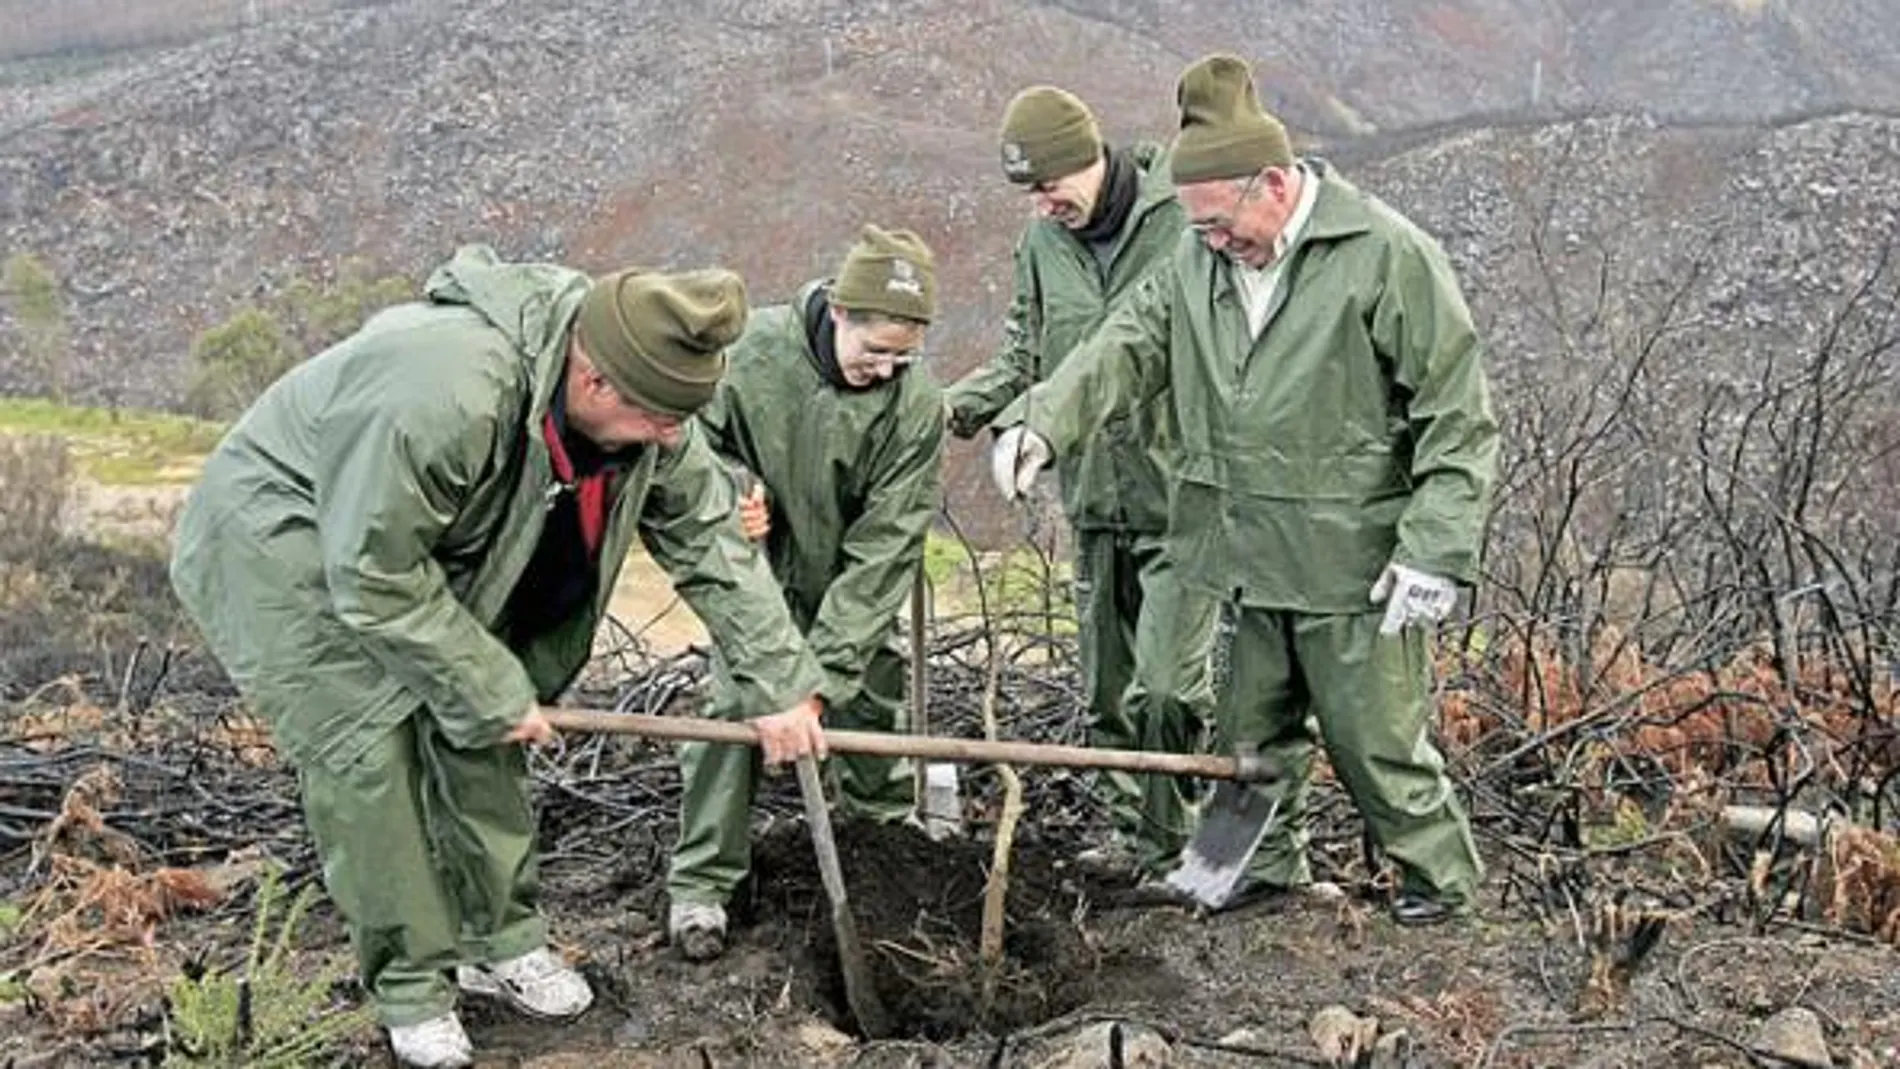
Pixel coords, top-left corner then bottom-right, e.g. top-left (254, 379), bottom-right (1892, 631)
top-left (2, 0), bottom-right (1897, 537)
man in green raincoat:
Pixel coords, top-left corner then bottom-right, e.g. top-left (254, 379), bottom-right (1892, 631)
top-left (666, 225), bottom-right (945, 960)
top-left (170, 246), bottom-right (830, 1066)
top-left (991, 55), bottom-right (1497, 925)
top-left (945, 87), bottom-right (1217, 876)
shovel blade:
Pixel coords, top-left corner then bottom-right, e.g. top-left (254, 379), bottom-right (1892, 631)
top-left (830, 899), bottom-right (890, 1038)
top-left (795, 756), bottom-right (892, 1038)
top-left (1164, 781), bottom-right (1281, 910)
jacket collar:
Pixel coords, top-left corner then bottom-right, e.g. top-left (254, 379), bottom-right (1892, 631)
top-left (1295, 158), bottom-right (1375, 245)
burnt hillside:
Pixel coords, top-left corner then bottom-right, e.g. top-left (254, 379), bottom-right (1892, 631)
top-left (2, 0), bottom-right (1898, 538)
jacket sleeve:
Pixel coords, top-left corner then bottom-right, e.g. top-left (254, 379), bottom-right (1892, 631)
top-left (945, 240), bottom-right (1041, 438)
top-left (1022, 266), bottom-right (1173, 458)
top-left (1372, 233), bottom-right (1499, 585)
top-left (638, 422), bottom-right (825, 717)
top-left (313, 384), bottom-right (535, 750)
top-left (803, 394), bottom-right (944, 711)
top-left (693, 380), bottom-right (759, 490)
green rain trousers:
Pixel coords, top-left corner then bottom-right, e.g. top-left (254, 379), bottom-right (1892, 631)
top-left (300, 715), bottom-right (543, 1027)
top-left (1219, 606), bottom-right (1481, 906)
top-left (668, 639), bottom-right (912, 906)
top-left (1076, 529), bottom-right (1218, 867)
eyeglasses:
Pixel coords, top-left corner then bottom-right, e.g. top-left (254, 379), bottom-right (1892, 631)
top-left (864, 346), bottom-right (924, 367)
top-left (1188, 169), bottom-right (1266, 237)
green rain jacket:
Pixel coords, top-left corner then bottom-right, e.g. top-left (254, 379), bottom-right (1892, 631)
top-left (171, 245), bottom-right (823, 774)
top-left (946, 142), bottom-right (1184, 534)
top-left (1022, 163), bottom-right (1498, 613)
top-left (697, 281), bottom-right (944, 712)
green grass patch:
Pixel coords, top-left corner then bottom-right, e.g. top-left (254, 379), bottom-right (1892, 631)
top-left (0, 397), bottom-right (223, 485)
top-left (921, 531), bottom-right (966, 588)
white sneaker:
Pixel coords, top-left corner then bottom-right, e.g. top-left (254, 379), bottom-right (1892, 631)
top-left (456, 946), bottom-right (593, 1020)
top-left (387, 1013), bottom-right (473, 1068)
top-left (668, 901), bottom-right (728, 962)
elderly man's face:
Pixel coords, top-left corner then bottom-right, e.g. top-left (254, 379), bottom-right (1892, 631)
top-left (1025, 154), bottom-right (1107, 230)
top-left (1177, 166), bottom-right (1300, 269)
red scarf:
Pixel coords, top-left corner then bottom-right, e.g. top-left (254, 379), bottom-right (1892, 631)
top-left (542, 414), bottom-right (612, 560)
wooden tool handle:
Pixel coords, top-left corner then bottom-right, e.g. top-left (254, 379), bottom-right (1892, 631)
top-left (539, 707), bottom-right (1269, 781)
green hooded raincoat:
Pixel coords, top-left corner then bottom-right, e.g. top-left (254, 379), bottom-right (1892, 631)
top-left (170, 246), bottom-right (822, 1022)
top-left (1022, 164), bottom-right (1496, 903)
top-left (669, 281), bottom-right (944, 905)
top-left (946, 143), bottom-right (1217, 863)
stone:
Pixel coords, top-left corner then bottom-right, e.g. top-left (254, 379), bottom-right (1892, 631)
top-left (1309, 1004), bottom-right (1380, 1066)
top-left (793, 1018), bottom-right (855, 1060)
top-left (1748, 1007), bottom-right (1831, 1068)
top-left (1037, 1021), bottom-right (1171, 1069)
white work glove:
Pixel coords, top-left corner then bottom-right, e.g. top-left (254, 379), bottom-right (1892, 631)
top-left (1370, 562), bottom-right (1459, 636)
top-left (989, 426), bottom-right (1052, 502)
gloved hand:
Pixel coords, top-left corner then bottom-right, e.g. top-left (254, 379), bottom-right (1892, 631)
top-left (1370, 562), bottom-right (1458, 635)
top-left (989, 426), bottom-right (1052, 502)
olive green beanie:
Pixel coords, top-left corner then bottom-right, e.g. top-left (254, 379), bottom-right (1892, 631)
top-left (998, 86), bottom-right (1102, 186)
top-left (1169, 54), bottom-right (1295, 185)
top-left (575, 267), bottom-right (747, 417)
top-left (829, 224), bottom-right (937, 324)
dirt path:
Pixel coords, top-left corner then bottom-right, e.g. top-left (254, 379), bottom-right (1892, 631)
top-left (63, 478), bottom-right (719, 659)
top-left (602, 552), bottom-right (709, 657)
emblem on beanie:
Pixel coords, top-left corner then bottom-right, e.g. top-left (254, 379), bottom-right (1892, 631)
top-left (1001, 141), bottom-right (1032, 178)
top-left (886, 258), bottom-right (924, 298)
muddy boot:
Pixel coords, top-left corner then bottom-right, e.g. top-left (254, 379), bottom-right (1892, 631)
top-left (669, 901), bottom-right (728, 962)
top-left (456, 946), bottom-right (593, 1020)
top-left (387, 1013), bottom-right (473, 1068)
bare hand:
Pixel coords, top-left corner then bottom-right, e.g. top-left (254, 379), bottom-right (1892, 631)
top-left (738, 484), bottom-right (771, 542)
top-left (751, 696), bottom-right (825, 765)
top-left (506, 706), bottom-right (555, 745)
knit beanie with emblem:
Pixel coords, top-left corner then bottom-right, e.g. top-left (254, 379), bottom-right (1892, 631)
top-left (1169, 54), bottom-right (1295, 185)
top-left (575, 267), bottom-right (747, 417)
top-left (998, 86), bottom-right (1103, 186)
top-left (828, 224), bottom-right (937, 324)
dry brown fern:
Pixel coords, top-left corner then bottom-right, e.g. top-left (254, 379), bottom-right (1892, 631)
top-left (1817, 823), bottom-right (1900, 945)
top-left (1573, 892), bottom-right (1670, 1020)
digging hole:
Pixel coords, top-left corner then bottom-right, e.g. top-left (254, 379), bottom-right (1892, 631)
top-left (742, 819), bottom-right (1178, 1040)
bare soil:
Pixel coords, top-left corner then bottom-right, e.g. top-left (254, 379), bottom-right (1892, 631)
top-left (5, 736), bottom-right (1900, 1068)
top-left (438, 817), bottom-right (1900, 1068)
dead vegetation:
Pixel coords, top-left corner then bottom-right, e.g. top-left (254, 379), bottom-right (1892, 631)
top-left (0, 148), bottom-right (1894, 1067)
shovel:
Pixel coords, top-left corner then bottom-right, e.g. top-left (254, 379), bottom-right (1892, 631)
top-left (793, 753), bottom-right (891, 1038)
top-left (539, 707), bottom-right (1279, 781)
top-left (540, 707), bottom-right (1285, 908)
top-left (1161, 782), bottom-right (1283, 911)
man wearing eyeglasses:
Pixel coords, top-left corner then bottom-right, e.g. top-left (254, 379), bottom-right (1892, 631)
top-left (990, 55), bottom-right (1497, 926)
top-left (667, 225), bottom-right (946, 961)
top-left (945, 86), bottom-right (1219, 882)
